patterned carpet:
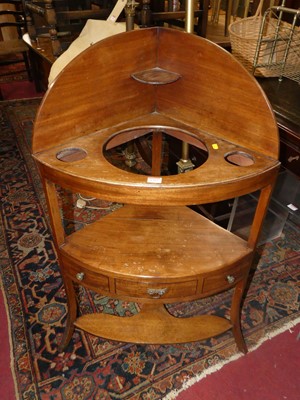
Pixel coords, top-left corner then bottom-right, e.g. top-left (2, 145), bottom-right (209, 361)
top-left (0, 98), bottom-right (300, 400)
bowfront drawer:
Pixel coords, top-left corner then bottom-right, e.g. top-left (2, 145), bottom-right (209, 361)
top-left (202, 266), bottom-right (245, 295)
top-left (115, 279), bottom-right (197, 300)
top-left (63, 260), bottom-right (109, 293)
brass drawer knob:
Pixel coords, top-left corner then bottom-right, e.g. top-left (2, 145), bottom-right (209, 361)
top-left (226, 275), bottom-right (235, 284)
top-left (147, 288), bottom-right (167, 299)
top-left (76, 272), bottom-right (85, 281)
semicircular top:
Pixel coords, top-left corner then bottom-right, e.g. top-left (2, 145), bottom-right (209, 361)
top-left (32, 27), bottom-right (280, 205)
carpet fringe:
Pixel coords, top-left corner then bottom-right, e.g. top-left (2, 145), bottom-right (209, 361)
top-left (163, 316), bottom-right (300, 400)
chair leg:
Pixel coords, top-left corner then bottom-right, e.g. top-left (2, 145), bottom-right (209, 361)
top-left (22, 51), bottom-right (33, 81)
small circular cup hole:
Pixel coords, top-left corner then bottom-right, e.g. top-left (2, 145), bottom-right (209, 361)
top-left (225, 151), bottom-right (254, 166)
top-left (56, 148), bottom-right (87, 162)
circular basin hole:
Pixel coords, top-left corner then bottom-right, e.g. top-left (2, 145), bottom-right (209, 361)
top-left (103, 128), bottom-right (208, 176)
top-left (56, 148), bottom-right (87, 162)
top-left (225, 151), bottom-right (254, 166)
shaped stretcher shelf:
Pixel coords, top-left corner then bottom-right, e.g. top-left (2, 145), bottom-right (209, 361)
top-left (74, 306), bottom-right (233, 344)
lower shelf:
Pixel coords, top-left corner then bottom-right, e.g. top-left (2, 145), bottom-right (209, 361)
top-left (73, 303), bottom-right (232, 344)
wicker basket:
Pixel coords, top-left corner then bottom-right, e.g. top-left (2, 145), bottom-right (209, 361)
top-left (229, 1), bottom-right (300, 80)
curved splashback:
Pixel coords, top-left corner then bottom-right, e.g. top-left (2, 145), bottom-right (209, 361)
top-left (33, 27), bottom-right (279, 159)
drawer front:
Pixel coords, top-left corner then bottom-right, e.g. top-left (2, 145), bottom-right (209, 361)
top-left (63, 259), bottom-right (109, 292)
top-left (202, 266), bottom-right (245, 295)
top-left (115, 279), bottom-right (197, 300)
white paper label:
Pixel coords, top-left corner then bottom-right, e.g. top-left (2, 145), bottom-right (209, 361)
top-left (147, 177), bottom-right (162, 184)
top-left (107, 0), bottom-right (127, 23)
top-left (287, 203), bottom-right (298, 211)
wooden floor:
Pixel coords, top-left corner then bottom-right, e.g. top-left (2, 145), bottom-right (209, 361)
top-left (206, 12), bottom-right (232, 48)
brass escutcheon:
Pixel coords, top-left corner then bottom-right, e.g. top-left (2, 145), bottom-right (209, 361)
top-left (226, 275), bottom-right (235, 284)
top-left (76, 272), bottom-right (85, 281)
top-left (147, 288), bottom-right (167, 299)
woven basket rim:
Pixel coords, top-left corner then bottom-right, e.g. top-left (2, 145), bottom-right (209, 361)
top-left (229, 15), bottom-right (300, 37)
top-left (228, 15), bottom-right (263, 37)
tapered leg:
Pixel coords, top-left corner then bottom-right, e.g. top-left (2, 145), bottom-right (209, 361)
top-left (58, 273), bottom-right (78, 352)
top-left (230, 278), bottom-right (249, 354)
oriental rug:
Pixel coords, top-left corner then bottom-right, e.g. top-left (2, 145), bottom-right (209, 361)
top-left (0, 99), bottom-right (300, 400)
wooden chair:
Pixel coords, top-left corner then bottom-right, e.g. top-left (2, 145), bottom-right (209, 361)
top-left (0, 0), bottom-right (32, 80)
top-left (25, 0), bottom-right (114, 57)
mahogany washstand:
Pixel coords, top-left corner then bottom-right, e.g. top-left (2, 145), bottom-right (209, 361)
top-left (32, 27), bottom-right (280, 353)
